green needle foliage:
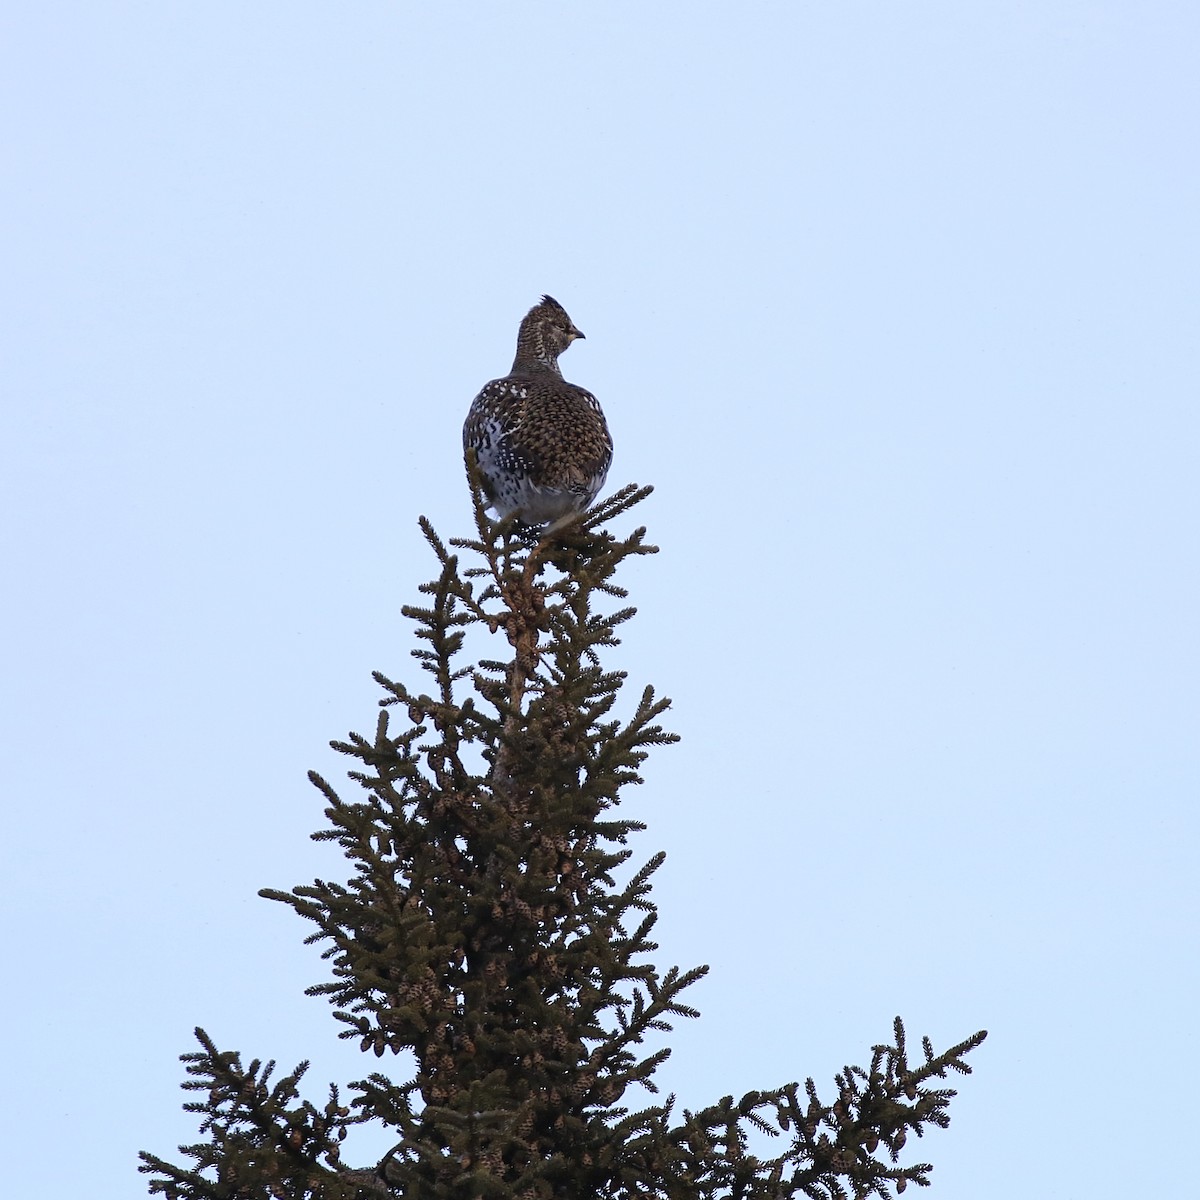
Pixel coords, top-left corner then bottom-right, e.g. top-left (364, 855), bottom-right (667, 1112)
top-left (141, 480), bottom-right (985, 1200)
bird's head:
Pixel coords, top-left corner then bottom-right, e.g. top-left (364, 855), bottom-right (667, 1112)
top-left (514, 294), bottom-right (585, 372)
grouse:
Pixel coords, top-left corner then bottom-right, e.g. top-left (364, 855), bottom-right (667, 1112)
top-left (463, 295), bottom-right (612, 531)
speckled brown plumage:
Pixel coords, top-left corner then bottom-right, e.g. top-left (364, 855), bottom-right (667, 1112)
top-left (463, 295), bottom-right (612, 529)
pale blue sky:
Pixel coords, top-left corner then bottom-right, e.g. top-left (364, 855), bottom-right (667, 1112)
top-left (3, 4), bottom-right (1197, 1197)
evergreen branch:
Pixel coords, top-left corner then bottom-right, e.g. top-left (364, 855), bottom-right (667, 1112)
top-left (138, 1029), bottom-right (372, 1200)
top-left (658, 1019), bottom-right (987, 1200)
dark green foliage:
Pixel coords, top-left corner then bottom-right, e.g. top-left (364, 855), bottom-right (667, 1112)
top-left (141, 482), bottom-right (985, 1200)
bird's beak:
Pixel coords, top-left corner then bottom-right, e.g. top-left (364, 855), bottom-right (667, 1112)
top-left (570, 326), bottom-right (586, 341)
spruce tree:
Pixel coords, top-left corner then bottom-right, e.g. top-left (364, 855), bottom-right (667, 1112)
top-left (141, 480), bottom-right (985, 1200)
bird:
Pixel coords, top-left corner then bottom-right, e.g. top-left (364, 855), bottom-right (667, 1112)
top-left (463, 295), bottom-right (612, 533)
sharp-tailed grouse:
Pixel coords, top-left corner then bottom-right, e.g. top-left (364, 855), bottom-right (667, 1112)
top-left (463, 295), bottom-right (612, 531)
